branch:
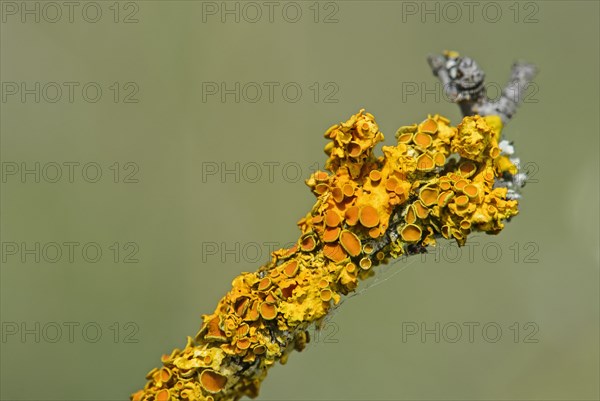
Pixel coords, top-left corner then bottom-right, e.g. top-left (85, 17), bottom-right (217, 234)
top-left (427, 50), bottom-right (536, 200)
top-left (131, 51), bottom-right (534, 401)
top-left (427, 50), bottom-right (537, 125)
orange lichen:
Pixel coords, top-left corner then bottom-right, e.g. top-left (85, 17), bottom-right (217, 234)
top-left (419, 118), bottom-right (438, 134)
top-left (204, 317), bottom-right (227, 342)
top-left (438, 190), bottom-right (454, 207)
top-left (159, 368), bottom-right (172, 383)
top-left (400, 224), bottom-right (422, 243)
top-left (414, 132), bottom-right (433, 148)
top-left (405, 205), bottom-right (417, 224)
top-left (359, 257), bottom-right (372, 270)
top-left (397, 132), bottom-right (413, 143)
top-left (419, 187), bottom-right (439, 206)
top-left (340, 230), bottom-right (362, 257)
top-left (300, 235), bottom-right (316, 252)
top-left (459, 161), bottom-right (477, 177)
top-left (133, 110), bottom-right (519, 401)
top-left (369, 170), bottom-right (382, 182)
top-left (463, 184), bottom-right (479, 199)
top-left (259, 302), bottom-right (278, 320)
top-left (414, 201), bottom-right (430, 219)
top-left (434, 152), bottom-right (446, 166)
top-left (345, 262), bottom-right (356, 273)
top-left (325, 210), bottom-right (342, 227)
top-left (323, 226), bottom-right (341, 242)
top-left (199, 370), bottom-right (227, 394)
top-left (320, 289), bottom-right (333, 302)
top-left (416, 153), bottom-right (435, 171)
top-left (257, 277), bottom-right (271, 292)
top-left (345, 206), bottom-right (360, 226)
top-left (236, 337), bottom-right (250, 350)
top-left (455, 195), bottom-right (469, 207)
top-left (359, 205), bottom-right (379, 228)
top-left (283, 260), bottom-right (299, 277)
top-left (331, 186), bottom-right (344, 203)
top-left (156, 389), bottom-right (170, 401)
top-left (236, 323), bottom-right (249, 337)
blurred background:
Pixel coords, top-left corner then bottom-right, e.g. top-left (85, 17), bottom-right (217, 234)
top-left (1, 1), bottom-right (598, 400)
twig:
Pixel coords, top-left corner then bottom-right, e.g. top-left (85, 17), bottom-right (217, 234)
top-left (427, 50), bottom-right (537, 124)
top-left (131, 51), bottom-right (534, 401)
top-left (427, 50), bottom-right (536, 200)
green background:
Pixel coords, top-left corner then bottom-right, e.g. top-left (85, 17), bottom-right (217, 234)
top-left (1, 1), bottom-right (598, 400)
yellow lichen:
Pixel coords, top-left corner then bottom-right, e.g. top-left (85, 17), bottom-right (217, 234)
top-left (132, 110), bottom-right (519, 401)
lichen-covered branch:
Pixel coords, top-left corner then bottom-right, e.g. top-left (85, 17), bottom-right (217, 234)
top-left (131, 52), bottom-right (534, 401)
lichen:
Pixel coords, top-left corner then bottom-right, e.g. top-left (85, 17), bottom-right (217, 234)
top-left (132, 110), bottom-right (518, 401)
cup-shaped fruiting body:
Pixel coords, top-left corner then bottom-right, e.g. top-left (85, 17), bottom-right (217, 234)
top-left (419, 186), bottom-right (439, 206)
top-left (299, 234), bottom-right (317, 252)
top-left (344, 206), bottom-right (360, 226)
top-left (405, 205), bottom-right (417, 224)
top-left (199, 369), bottom-right (228, 394)
top-left (419, 118), bottom-right (438, 134)
top-left (282, 260), bottom-right (299, 278)
top-left (133, 110), bottom-right (520, 401)
top-left (359, 257), bottom-right (372, 270)
top-left (414, 201), bottom-right (430, 219)
top-left (416, 153), bottom-right (435, 171)
top-left (400, 224), bottom-right (423, 243)
top-left (359, 205), bottom-right (380, 228)
top-left (159, 367), bottom-right (172, 384)
top-left (155, 389), bottom-right (170, 401)
top-left (339, 230), bottom-right (362, 257)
